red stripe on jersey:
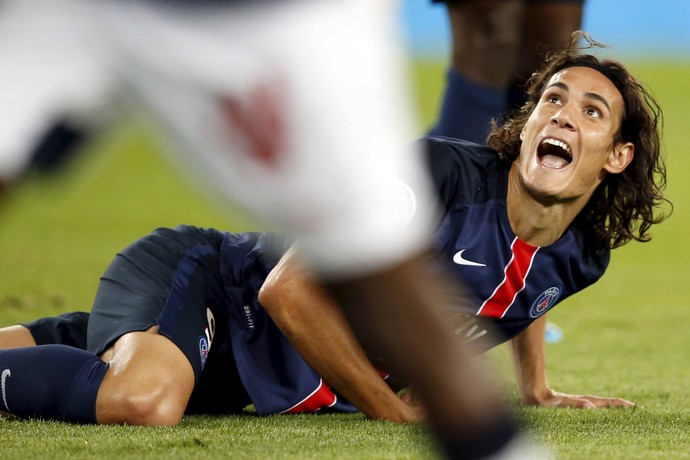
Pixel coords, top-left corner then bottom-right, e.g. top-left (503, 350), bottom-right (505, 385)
top-left (281, 379), bottom-right (337, 414)
top-left (477, 237), bottom-right (539, 318)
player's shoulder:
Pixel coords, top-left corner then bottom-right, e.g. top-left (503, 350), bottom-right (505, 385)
top-left (220, 231), bottom-right (282, 256)
top-left (567, 226), bottom-right (611, 278)
top-left (420, 136), bottom-right (503, 170)
top-left (421, 135), bottom-right (497, 156)
top-left (220, 231), bottom-right (291, 266)
top-left (418, 136), bottom-right (507, 205)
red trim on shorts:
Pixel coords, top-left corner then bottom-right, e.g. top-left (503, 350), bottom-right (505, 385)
top-left (282, 378), bottom-right (337, 414)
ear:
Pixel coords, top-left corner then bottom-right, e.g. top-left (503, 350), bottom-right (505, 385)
top-left (604, 142), bottom-right (634, 174)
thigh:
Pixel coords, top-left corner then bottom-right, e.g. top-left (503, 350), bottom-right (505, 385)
top-left (445, 0), bottom-right (524, 87)
top-left (0, 325), bottom-right (36, 349)
top-left (519, 1), bottom-right (584, 76)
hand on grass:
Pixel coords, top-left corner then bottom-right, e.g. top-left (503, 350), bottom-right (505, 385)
top-left (397, 388), bottom-right (426, 422)
top-left (527, 388), bottom-right (635, 409)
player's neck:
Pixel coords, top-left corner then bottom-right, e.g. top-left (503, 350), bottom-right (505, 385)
top-left (506, 172), bottom-right (588, 247)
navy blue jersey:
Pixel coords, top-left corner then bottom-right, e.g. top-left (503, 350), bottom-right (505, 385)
top-left (217, 232), bottom-right (360, 415)
top-left (423, 137), bottom-right (609, 351)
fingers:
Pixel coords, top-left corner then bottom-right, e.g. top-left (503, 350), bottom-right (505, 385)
top-left (541, 394), bottom-right (595, 409)
top-left (586, 396), bottom-right (635, 409)
top-left (397, 389), bottom-right (426, 422)
top-left (543, 392), bottom-right (635, 409)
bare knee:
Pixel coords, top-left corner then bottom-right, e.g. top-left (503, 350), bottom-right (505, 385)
top-left (97, 378), bottom-right (187, 426)
top-left (95, 331), bottom-right (195, 426)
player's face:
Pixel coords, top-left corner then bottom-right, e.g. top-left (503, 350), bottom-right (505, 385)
top-left (515, 66), bottom-right (633, 206)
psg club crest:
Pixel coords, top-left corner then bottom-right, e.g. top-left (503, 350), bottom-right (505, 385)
top-left (199, 336), bottom-right (210, 370)
top-left (529, 286), bottom-right (561, 318)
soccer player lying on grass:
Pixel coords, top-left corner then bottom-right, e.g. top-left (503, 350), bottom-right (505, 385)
top-left (0, 227), bottom-right (425, 424)
top-left (0, 33), bottom-right (668, 424)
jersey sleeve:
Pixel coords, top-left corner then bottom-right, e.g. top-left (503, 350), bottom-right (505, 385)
top-left (420, 136), bottom-right (506, 217)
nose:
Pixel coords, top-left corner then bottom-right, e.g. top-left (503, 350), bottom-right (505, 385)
top-left (550, 107), bottom-right (576, 131)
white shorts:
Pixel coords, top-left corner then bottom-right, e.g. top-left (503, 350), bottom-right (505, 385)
top-left (0, 0), bottom-right (114, 181)
top-left (9, 0), bottom-right (440, 278)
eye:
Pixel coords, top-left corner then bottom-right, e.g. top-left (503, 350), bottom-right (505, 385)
top-left (584, 107), bottom-right (601, 118)
top-left (547, 94), bottom-right (562, 105)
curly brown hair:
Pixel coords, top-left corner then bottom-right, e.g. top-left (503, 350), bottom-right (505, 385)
top-left (487, 31), bottom-right (670, 252)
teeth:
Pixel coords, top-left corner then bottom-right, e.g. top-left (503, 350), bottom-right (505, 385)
top-left (542, 138), bottom-right (571, 155)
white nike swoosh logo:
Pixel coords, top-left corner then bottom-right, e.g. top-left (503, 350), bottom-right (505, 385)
top-left (453, 249), bottom-right (486, 267)
top-left (1, 368), bottom-right (11, 412)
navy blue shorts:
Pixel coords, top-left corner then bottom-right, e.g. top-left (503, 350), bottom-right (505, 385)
top-left (87, 225), bottom-right (251, 413)
top-left (87, 226), bottom-right (224, 356)
top-left (24, 311), bottom-right (89, 349)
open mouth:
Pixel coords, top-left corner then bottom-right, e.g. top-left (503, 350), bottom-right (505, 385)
top-left (537, 138), bottom-right (572, 169)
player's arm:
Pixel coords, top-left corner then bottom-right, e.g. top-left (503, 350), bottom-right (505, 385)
top-left (258, 246), bottom-right (423, 423)
top-left (510, 315), bottom-right (634, 408)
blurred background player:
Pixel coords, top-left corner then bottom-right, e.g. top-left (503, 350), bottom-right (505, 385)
top-left (0, 0), bottom-right (114, 195)
top-left (0, 0), bottom-right (527, 458)
top-left (429, 0), bottom-right (584, 143)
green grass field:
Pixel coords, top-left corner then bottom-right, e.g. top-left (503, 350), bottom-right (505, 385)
top-left (0, 59), bottom-right (689, 459)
